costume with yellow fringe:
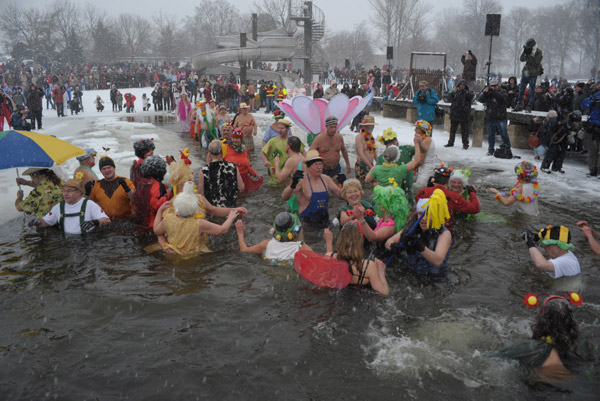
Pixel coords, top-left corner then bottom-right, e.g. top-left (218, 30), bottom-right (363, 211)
top-left (404, 189), bottom-right (451, 275)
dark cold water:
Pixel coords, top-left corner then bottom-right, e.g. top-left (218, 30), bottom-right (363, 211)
top-left (1, 115), bottom-right (599, 400)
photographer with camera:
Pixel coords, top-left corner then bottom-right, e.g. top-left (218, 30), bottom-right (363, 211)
top-left (514, 38), bottom-right (543, 112)
top-left (520, 225), bottom-right (580, 279)
top-left (460, 50), bottom-right (477, 89)
top-left (540, 111), bottom-right (582, 174)
top-left (412, 80), bottom-right (439, 129)
top-left (11, 105), bottom-right (32, 131)
top-left (478, 79), bottom-right (511, 157)
top-left (581, 88), bottom-right (600, 177)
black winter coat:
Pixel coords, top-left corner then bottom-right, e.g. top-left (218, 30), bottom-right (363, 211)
top-left (448, 87), bottom-right (474, 122)
top-left (461, 54), bottom-right (478, 81)
top-left (26, 87), bottom-right (44, 111)
top-left (478, 88), bottom-right (508, 121)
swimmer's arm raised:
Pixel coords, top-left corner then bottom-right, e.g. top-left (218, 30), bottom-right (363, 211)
top-left (529, 247), bottom-right (555, 273)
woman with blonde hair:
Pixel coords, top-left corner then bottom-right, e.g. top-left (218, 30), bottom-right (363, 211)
top-left (323, 222), bottom-right (389, 295)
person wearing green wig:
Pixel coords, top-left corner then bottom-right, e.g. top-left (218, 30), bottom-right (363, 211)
top-left (521, 225), bottom-right (581, 278)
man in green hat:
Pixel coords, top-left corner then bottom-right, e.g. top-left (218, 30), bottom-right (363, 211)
top-left (521, 225), bottom-right (580, 278)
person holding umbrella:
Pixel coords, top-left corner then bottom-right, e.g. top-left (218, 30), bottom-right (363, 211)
top-left (15, 168), bottom-right (64, 219)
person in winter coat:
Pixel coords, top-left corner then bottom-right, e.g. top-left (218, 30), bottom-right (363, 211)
top-left (412, 80), bottom-right (439, 126)
top-left (151, 85), bottom-right (162, 111)
top-left (478, 79), bottom-right (511, 156)
top-left (313, 83), bottom-right (324, 99)
top-left (26, 83), bottom-right (44, 130)
top-left (95, 96), bottom-right (105, 112)
top-left (514, 38), bottom-right (543, 112)
top-left (533, 84), bottom-right (554, 112)
top-left (52, 85), bottom-right (66, 117)
top-left (115, 91), bottom-right (123, 111)
top-left (540, 111), bottom-right (582, 174)
top-left (581, 92), bottom-right (600, 177)
top-left (324, 81), bottom-right (340, 100)
top-left (445, 80), bottom-right (474, 149)
top-left (142, 94), bottom-right (150, 111)
top-left (503, 76), bottom-right (519, 109)
top-left (124, 93), bottom-right (136, 113)
top-left (161, 83), bottom-right (171, 111)
top-left (461, 50), bottom-right (477, 88)
top-left (110, 85), bottom-right (118, 112)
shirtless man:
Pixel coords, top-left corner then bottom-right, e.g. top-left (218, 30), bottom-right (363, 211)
top-left (282, 150), bottom-right (343, 229)
top-left (272, 136), bottom-right (305, 185)
top-left (73, 148), bottom-right (98, 196)
top-left (262, 118), bottom-right (305, 185)
top-left (355, 115), bottom-right (377, 180)
top-left (233, 102), bottom-right (257, 149)
top-left (309, 115), bottom-right (351, 178)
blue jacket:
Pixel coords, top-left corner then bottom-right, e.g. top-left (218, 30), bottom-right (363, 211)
top-left (413, 88), bottom-right (439, 122)
top-left (581, 92), bottom-right (600, 127)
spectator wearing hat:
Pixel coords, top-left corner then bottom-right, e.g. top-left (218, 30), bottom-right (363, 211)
top-left (73, 148), bottom-right (98, 196)
top-left (36, 178), bottom-right (110, 235)
top-left (412, 80), bottom-right (439, 127)
top-left (281, 150), bottom-right (343, 229)
top-left (15, 168), bottom-right (64, 219)
top-left (232, 102), bottom-right (257, 150)
top-left (262, 110), bottom-right (286, 146)
top-left (324, 81), bottom-right (339, 101)
top-left (415, 166), bottom-right (480, 230)
top-left (355, 115), bottom-right (377, 180)
top-left (478, 79), bottom-right (511, 156)
top-left (310, 115), bottom-right (351, 179)
top-left (90, 156), bottom-right (136, 219)
top-left (520, 225), bottom-right (580, 278)
top-left (262, 118), bottom-right (305, 185)
top-left (445, 80), bottom-right (474, 149)
top-left (514, 38), bottom-right (543, 112)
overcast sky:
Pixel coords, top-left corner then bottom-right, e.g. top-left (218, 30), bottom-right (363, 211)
top-left (18, 0), bottom-right (568, 33)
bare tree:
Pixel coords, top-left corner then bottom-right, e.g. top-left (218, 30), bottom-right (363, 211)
top-left (186, 0), bottom-right (241, 52)
top-left (252, 0), bottom-right (288, 28)
top-left (155, 12), bottom-right (183, 63)
top-left (48, 0), bottom-right (82, 50)
top-left (504, 7), bottom-right (532, 76)
top-left (460, 0), bottom-right (503, 68)
top-left (0, 2), bottom-right (53, 63)
top-left (575, 0), bottom-right (600, 78)
top-left (369, 0), bottom-right (423, 57)
top-left (322, 26), bottom-right (374, 68)
top-left (117, 14), bottom-right (152, 60)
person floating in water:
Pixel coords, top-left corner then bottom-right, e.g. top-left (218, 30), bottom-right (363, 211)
top-left (488, 161), bottom-right (539, 217)
top-left (235, 212), bottom-right (312, 261)
top-left (520, 225), bottom-right (580, 279)
top-left (492, 292), bottom-right (591, 383)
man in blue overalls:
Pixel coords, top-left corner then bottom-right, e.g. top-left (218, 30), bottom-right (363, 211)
top-left (281, 150), bottom-right (343, 229)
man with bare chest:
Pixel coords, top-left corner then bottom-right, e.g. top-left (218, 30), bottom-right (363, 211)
top-left (309, 115), bottom-right (351, 178)
top-left (233, 103), bottom-right (257, 149)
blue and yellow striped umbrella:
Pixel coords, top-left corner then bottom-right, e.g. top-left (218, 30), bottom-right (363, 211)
top-left (0, 130), bottom-right (86, 169)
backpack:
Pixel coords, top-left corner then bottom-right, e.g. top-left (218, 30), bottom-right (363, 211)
top-left (494, 147), bottom-right (513, 159)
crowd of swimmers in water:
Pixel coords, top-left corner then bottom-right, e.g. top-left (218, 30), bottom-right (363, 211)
top-left (13, 110), bottom-right (600, 382)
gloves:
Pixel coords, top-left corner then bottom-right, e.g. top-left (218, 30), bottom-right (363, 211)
top-left (404, 233), bottom-right (425, 253)
top-left (290, 170), bottom-right (304, 189)
top-left (28, 219), bottom-right (41, 227)
top-left (117, 177), bottom-right (131, 193)
top-left (466, 185), bottom-right (476, 194)
top-left (520, 230), bottom-right (538, 248)
top-left (81, 219), bottom-right (100, 232)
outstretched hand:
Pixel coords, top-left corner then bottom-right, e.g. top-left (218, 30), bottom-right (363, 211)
top-left (235, 219), bottom-right (245, 232)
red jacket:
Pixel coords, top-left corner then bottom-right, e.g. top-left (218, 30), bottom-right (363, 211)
top-left (133, 178), bottom-right (172, 229)
top-left (415, 185), bottom-right (480, 230)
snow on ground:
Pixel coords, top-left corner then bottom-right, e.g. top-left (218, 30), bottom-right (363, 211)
top-left (1, 86), bottom-right (597, 225)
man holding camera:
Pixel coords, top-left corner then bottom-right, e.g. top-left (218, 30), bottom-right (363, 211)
top-left (11, 105), bottom-right (32, 131)
top-left (461, 50), bottom-right (477, 89)
top-left (514, 38), bottom-right (543, 112)
top-left (478, 79), bottom-right (511, 156)
top-left (412, 80), bottom-right (438, 128)
top-left (521, 225), bottom-right (580, 279)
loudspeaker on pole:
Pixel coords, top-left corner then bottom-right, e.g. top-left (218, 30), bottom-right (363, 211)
top-left (386, 46), bottom-right (393, 60)
top-left (485, 14), bottom-right (501, 36)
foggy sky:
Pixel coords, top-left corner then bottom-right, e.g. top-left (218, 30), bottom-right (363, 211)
top-left (17, 0), bottom-right (569, 33)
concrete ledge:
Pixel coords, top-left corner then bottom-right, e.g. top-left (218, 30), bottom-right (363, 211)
top-left (507, 123), bottom-right (531, 149)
